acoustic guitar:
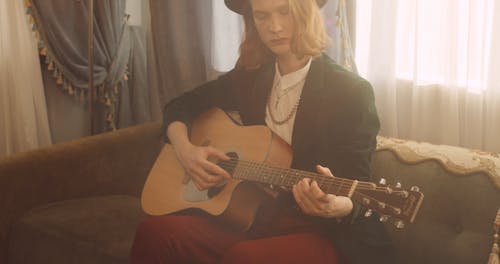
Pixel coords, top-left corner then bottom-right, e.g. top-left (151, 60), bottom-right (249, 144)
top-left (141, 108), bottom-right (424, 231)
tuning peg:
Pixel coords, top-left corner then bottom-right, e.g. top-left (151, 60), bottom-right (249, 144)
top-left (410, 186), bottom-right (420, 192)
top-left (392, 208), bottom-right (402, 215)
top-left (364, 209), bottom-right (373, 217)
top-left (397, 190), bottom-right (409, 198)
top-left (394, 220), bottom-right (405, 229)
top-left (395, 182), bottom-right (402, 188)
top-left (379, 215), bottom-right (390, 222)
top-left (379, 178), bottom-right (387, 185)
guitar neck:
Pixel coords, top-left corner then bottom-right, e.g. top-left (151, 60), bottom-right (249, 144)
top-left (218, 157), bottom-right (424, 225)
top-left (220, 159), bottom-right (373, 197)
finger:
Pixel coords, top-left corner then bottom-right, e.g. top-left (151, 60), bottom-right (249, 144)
top-left (301, 180), bottom-right (328, 213)
top-left (293, 184), bottom-right (309, 209)
top-left (299, 178), bottom-right (317, 202)
top-left (191, 166), bottom-right (218, 186)
top-left (189, 173), bottom-right (206, 191)
top-left (292, 184), bottom-right (301, 204)
top-left (201, 160), bottom-right (231, 179)
top-left (206, 146), bottom-right (230, 161)
top-left (310, 181), bottom-right (330, 203)
top-left (316, 165), bottom-right (334, 177)
top-left (298, 178), bottom-right (312, 190)
top-left (294, 181), bottom-right (319, 215)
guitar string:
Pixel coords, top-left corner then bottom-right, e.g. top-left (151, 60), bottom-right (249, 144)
top-left (219, 159), bottom-right (406, 195)
top-left (220, 159), bottom-right (384, 192)
top-left (217, 159), bottom-right (411, 194)
top-left (226, 161), bottom-right (410, 195)
top-left (219, 158), bottom-right (377, 190)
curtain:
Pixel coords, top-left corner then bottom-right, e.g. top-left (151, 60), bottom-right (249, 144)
top-left (355, 0), bottom-right (500, 153)
top-left (28, 0), bottom-right (150, 137)
top-left (148, 0), bottom-right (213, 112)
top-left (0, 0), bottom-right (51, 158)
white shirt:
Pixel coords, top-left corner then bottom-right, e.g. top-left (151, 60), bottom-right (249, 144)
top-left (265, 58), bottom-right (312, 145)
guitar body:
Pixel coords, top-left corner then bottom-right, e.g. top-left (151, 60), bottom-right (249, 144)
top-left (141, 108), bottom-right (293, 231)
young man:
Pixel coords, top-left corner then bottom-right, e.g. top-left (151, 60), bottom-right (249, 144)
top-left (131, 0), bottom-right (395, 263)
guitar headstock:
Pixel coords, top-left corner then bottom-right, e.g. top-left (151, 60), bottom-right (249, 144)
top-left (352, 179), bottom-right (424, 229)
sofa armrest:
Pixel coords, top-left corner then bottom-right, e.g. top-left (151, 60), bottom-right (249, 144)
top-left (371, 148), bottom-right (500, 264)
top-left (0, 122), bottom-right (162, 263)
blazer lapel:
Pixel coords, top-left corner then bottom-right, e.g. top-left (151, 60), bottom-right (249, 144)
top-left (291, 56), bottom-right (325, 169)
top-left (250, 63), bottom-right (275, 124)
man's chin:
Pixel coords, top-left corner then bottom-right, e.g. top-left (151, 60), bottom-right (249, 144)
top-left (269, 46), bottom-right (291, 57)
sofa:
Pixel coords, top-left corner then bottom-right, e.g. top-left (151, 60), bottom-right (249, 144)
top-left (0, 122), bottom-right (499, 264)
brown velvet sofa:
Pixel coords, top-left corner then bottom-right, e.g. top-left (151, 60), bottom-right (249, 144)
top-left (0, 123), bottom-right (499, 264)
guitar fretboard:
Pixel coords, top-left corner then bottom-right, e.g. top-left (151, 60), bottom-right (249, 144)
top-left (218, 158), bottom-right (376, 197)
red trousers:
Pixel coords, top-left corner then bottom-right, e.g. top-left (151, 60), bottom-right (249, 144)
top-left (130, 211), bottom-right (339, 263)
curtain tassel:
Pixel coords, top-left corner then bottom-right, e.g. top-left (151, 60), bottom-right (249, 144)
top-left (40, 47), bottom-right (47, 56)
top-left (28, 15), bottom-right (34, 24)
top-left (79, 90), bottom-right (85, 102)
top-left (47, 61), bottom-right (54, 71)
top-left (106, 113), bottom-right (114, 123)
top-left (68, 85), bottom-right (75, 95)
top-left (56, 73), bottom-right (63, 85)
top-left (123, 73), bottom-right (129, 81)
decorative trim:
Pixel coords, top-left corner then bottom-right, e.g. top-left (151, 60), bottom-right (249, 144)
top-left (376, 136), bottom-right (500, 190)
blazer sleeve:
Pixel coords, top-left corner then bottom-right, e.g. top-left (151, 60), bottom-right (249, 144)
top-left (160, 70), bottom-right (239, 142)
top-left (326, 79), bottom-right (380, 224)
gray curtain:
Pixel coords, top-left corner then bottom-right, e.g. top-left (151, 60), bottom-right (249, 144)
top-left (148, 0), bottom-right (213, 109)
top-left (30, 0), bottom-right (150, 139)
top-left (118, 26), bottom-right (151, 128)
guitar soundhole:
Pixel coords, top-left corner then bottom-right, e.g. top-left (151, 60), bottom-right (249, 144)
top-left (223, 152), bottom-right (239, 176)
top-left (208, 152), bottom-right (239, 198)
top-left (207, 185), bottom-right (224, 198)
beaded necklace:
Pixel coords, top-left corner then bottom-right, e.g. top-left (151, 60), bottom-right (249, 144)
top-left (267, 96), bottom-right (301, 125)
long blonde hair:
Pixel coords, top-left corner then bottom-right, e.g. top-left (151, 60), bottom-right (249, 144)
top-left (236, 0), bottom-right (331, 70)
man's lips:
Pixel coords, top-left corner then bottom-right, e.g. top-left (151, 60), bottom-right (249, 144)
top-left (270, 38), bottom-right (288, 45)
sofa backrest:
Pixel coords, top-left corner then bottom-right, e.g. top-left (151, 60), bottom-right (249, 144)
top-left (0, 122), bottom-right (162, 264)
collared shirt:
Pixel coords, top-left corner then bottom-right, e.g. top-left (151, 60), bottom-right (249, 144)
top-left (265, 58), bottom-right (312, 145)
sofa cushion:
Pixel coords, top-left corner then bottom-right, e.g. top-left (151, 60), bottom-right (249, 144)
top-left (8, 195), bottom-right (146, 264)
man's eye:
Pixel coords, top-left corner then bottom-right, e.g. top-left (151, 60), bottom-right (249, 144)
top-left (254, 14), bottom-right (267, 20)
top-left (278, 7), bottom-right (289, 15)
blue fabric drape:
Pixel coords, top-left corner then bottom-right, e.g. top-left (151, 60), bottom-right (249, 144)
top-left (28, 0), bottom-right (149, 133)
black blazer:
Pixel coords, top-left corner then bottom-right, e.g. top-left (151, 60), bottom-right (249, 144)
top-left (162, 54), bottom-right (396, 264)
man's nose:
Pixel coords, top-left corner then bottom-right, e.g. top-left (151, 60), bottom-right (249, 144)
top-left (268, 15), bottom-right (283, 33)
